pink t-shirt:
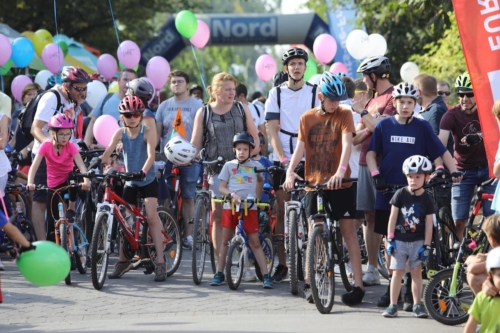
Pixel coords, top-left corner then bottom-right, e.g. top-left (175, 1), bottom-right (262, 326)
top-left (38, 140), bottom-right (79, 187)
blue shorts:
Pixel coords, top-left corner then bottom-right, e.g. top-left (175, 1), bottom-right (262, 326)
top-left (159, 161), bottom-right (200, 200)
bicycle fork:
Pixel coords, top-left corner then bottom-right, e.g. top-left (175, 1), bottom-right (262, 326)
top-left (284, 200), bottom-right (304, 252)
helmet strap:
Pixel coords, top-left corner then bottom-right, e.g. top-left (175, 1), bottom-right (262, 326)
top-left (64, 88), bottom-right (77, 107)
top-left (409, 185), bottom-right (423, 196)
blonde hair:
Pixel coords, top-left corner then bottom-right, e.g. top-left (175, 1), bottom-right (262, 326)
top-left (483, 214), bottom-right (500, 244)
top-left (492, 99), bottom-right (500, 120)
top-left (207, 72), bottom-right (237, 103)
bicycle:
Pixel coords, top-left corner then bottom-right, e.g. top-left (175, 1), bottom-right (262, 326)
top-left (213, 196), bottom-right (274, 290)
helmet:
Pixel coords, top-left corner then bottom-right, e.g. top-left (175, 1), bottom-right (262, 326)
top-left (233, 131), bottom-right (255, 149)
top-left (282, 47), bottom-right (308, 66)
top-left (189, 84), bottom-right (202, 94)
top-left (127, 78), bottom-right (154, 101)
top-left (335, 72), bottom-right (347, 77)
top-left (455, 72), bottom-right (473, 90)
top-left (486, 247), bottom-right (500, 272)
top-left (393, 82), bottom-right (419, 100)
top-left (357, 56), bottom-right (391, 78)
top-left (402, 155), bottom-right (432, 175)
top-left (258, 132), bottom-right (265, 145)
top-left (47, 113), bottom-right (75, 130)
top-left (164, 136), bottom-right (197, 165)
top-left (273, 71), bottom-right (289, 87)
top-left (47, 75), bottom-right (63, 88)
top-left (119, 96), bottom-right (146, 113)
top-left (320, 72), bottom-right (347, 101)
top-left (61, 66), bottom-right (92, 84)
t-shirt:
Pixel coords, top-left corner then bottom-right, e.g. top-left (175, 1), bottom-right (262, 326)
top-left (468, 291), bottom-right (500, 333)
top-left (248, 102), bottom-right (265, 129)
top-left (38, 140), bottom-right (79, 188)
top-left (218, 159), bottom-right (263, 210)
top-left (265, 82), bottom-right (320, 161)
top-left (419, 95), bottom-right (454, 155)
top-left (92, 93), bottom-right (121, 120)
top-left (350, 108), bottom-right (361, 178)
top-left (0, 113), bottom-right (12, 179)
top-left (156, 97), bottom-right (203, 149)
top-left (440, 106), bottom-right (488, 169)
top-left (0, 210), bottom-right (7, 228)
top-left (298, 106), bottom-right (355, 189)
top-left (369, 117), bottom-right (447, 210)
top-left (359, 86), bottom-right (396, 166)
top-left (254, 155), bottom-right (273, 202)
top-left (389, 187), bottom-right (435, 242)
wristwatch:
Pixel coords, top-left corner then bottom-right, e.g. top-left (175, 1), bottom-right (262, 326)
top-left (360, 110), bottom-right (369, 117)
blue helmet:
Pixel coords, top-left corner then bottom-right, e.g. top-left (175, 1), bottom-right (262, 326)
top-left (335, 72), bottom-right (347, 78)
top-left (320, 72), bottom-right (347, 101)
top-left (47, 75), bottom-right (63, 88)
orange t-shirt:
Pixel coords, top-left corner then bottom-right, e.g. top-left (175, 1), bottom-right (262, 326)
top-left (298, 106), bottom-right (356, 188)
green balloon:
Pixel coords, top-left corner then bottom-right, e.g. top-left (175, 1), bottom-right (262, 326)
top-left (57, 41), bottom-right (69, 58)
top-left (17, 241), bottom-right (70, 286)
top-left (0, 58), bottom-right (13, 75)
top-left (119, 62), bottom-right (139, 71)
top-left (304, 59), bottom-right (318, 82)
top-left (175, 10), bottom-right (198, 39)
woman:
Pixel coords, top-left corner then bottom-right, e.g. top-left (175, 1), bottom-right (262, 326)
top-left (191, 73), bottom-right (260, 260)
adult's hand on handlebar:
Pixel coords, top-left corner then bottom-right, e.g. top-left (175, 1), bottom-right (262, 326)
top-left (26, 183), bottom-right (36, 191)
top-left (431, 167), bottom-right (446, 179)
top-left (283, 171), bottom-right (302, 191)
top-left (80, 181), bottom-right (91, 191)
top-left (327, 171), bottom-right (344, 190)
top-left (450, 171), bottom-right (463, 183)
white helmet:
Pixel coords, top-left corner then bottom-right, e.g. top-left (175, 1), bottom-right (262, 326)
top-left (164, 136), bottom-right (197, 165)
top-left (393, 82), bottom-right (419, 100)
top-left (486, 247), bottom-right (500, 272)
top-left (402, 155), bottom-right (432, 175)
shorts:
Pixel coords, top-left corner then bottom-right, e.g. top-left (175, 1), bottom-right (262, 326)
top-left (356, 165), bottom-right (376, 211)
top-left (374, 209), bottom-right (390, 236)
top-left (209, 173), bottom-right (222, 198)
top-left (221, 209), bottom-right (259, 234)
top-left (272, 161), bottom-right (304, 191)
top-left (389, 239), bottom-right (424, 270)
top-left (122, 179), bottom-right (158, 205)
top-left (159, 161), bottom-right (201, 200)
top-left (305, 187), bottom-right (357, 221)
top-left (33, 156), bottom-right (47, 203)
top-left (351, 181), bottom-right (365, 219)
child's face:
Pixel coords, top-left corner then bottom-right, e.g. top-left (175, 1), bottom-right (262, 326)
top-left (234, 143), bottom-right (250, 161)
top-left (396, 97), bottom-right (416, 117)
top-left (52, 129), bottom-right (72, 145)
top-left (406, 173), bottom-right (428, 190)
top-left (488, 268), bottom-right (500, 290)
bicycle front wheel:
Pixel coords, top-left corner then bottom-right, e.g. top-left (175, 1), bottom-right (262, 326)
top-left (308, 226), bottom-right (334, 314)
top-left (255, 233), bottom-right (274, 281)
top-left (157, 207), bottom-right (183, 277)
top-left (91, 213), bottom-right (110, 290)
top-left (225, 240), bottom-right (244, 290)
top-left (288, 209), bottom-right (299, 295)
top-left (192, 197), bottom-right (209, 284)
top-left (59, 223), bottom-right (71, 285)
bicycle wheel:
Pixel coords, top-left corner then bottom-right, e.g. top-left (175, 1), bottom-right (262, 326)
top-left (59, 223), bottom-right (71, 285)
top-left (378, 241), bottom-right (390, 280)
top-left (192, 198), bottom-right (209, 284)
top-left (255, 233), bottom-right (275, 281)
top-left (288, 209), bottom-right (299, 295)
top-left (358, 227), bottom-right (368, 265)
top-left (78, 190), bottom-right (95, 245)
top-left (19, 219), bottom-right (37, 243)
top-left (225, 239), bottom-right (244, 290)
top-left (423, 267), bottom-right (474, 325)
top-left (333, 229), bottom-right (353, 293)
top-left (16, 193), bottom-right (30, 220)
top-left (91, 213), bottom-right (110, 290)
top-left (308, 227), bottom-right (334, 314)
top-left (157, 207), bottom-right (183, 277)
top-left (73, 226), bottom-right (88, 274)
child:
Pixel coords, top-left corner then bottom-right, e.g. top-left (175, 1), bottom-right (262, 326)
top-left (211, 131), bottom-right (273, 289)
top-left (253, 132), bottom-right (273, 203)
top-left (464, 246), bottom-right (500, 333)
top-left (382, 155), bottom-right (435, 318)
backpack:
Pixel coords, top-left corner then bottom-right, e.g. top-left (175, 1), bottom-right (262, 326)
top-left (18, 89), bottom-right (62, 142)
top-left (99, 93), bottom-right (114, 116)
top-left (202, 101), bottom-right (247, 146)
top-left (250, 103), bottom-right (261, 119)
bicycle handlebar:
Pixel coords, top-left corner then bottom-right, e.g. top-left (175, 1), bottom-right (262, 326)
top-left (254, 166), bottom-right (285, 174)
top-left (213, 196), bottom-right (268, 215)
top-left (202, 156), bottom-right (225, 166)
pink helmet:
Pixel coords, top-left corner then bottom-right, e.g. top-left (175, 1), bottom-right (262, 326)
top-left (48, 114), bottom-right (75, 129)
top-left (119, 96), bottom-right (145, 113)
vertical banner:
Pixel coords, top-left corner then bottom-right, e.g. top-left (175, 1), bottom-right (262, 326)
top-left (453, 0), bottom-right (500, 176)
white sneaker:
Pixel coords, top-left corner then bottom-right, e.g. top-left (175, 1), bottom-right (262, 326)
top-left (243, 268), bottom-right (256, 282)
top-left (362, 265), bottom-right (380, 286)
top-left (346, 262), bottom-right (353, 278)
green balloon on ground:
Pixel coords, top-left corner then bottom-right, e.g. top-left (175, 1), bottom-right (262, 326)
top-left (0, 58), bottom-right (13, 75)
top-left (16, 241), bottom-right (70, 286)
top-left (304, 58), bottom-right (318, 82)
top-left (119, 62), bottom-right (139, 71)
top-left (175, 10), bottom-right (198, 39)
top-left (57, 41), bottom-right (69, 58)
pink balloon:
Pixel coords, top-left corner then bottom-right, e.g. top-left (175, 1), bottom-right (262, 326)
top-left (97, 54), bottom-right (118, 81)
top-left (94, 115), bottom-right (120, 147)
top-left (329, 62), bottom-right (348, 75)
top-left (117, 40), bottom-right (141, 70)
top-left (255, 54), bottom-right (277, 82)
top-left (190, 20), bottom-right (210, 49)
top-left (146, 56), bottom-right (171, 90)
top-left (11, 75), bottom-right (33, 103)
top-left (42, 43), bottom-right (64, 74)
top-left (0, 34), bottom-right (12, 66)
top-left (313, 34), bottom-right (338, 65)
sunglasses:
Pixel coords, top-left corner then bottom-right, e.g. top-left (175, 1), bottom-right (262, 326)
top-left (121, 112), bottom-right (142, 119)
top-left (438, 91), bottom-right (451, 96)
top-left (458, 92), bottom-right (474, 98)
top-left (70, 84), bottom-right (87, 93)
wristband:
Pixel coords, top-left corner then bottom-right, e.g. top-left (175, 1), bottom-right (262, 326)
top-left (280, 157), bottom-right (289, 163)
top-left (435, 165), bottom-right (444, 170)
top-left (339, 165), bottom-right (347, 171)
top-left (364, 128), bottom-right (370, 135)
top-left (388, 232), bottom-right (395, 238)
top-left (371, 170), bottom-right (380, 176)
top-left (142, 169), bottom-right (147, 175)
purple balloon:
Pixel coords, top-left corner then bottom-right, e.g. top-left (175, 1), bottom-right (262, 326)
top-left (41, 43), bottom-right (64, 74)
top-left (11, 75), bottom-right (33, 103)
top-left (117, 40), bottom-right (140, 70)
top-left (146, 56), bottom-right (171, 90)
top-left (97, 54), bottom-right (118, 81)
top-left (0, 34), bottom-right (12, 66)
top-left (255, 54), bottom-right (277, 82)
top-left (313, 34), bottom-right (338, 65)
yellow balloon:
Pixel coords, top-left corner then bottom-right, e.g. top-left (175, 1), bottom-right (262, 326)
top-left (33, 29), bottom-right (53, 57)
top-left (108, 81), bottom-right (119, 93)
top-left (22, 31), bottom-right (34, 41)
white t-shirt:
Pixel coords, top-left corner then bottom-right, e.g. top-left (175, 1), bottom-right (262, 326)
top-left (0, 113), bottom-right (12, 181)
top-left (247, 102), bottom-right (265, 129)
top-left (265, 82), bottom-right (320, 161)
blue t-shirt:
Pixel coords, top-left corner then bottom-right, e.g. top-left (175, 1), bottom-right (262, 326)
top-left (92, 93), bottom-right (121, 120)
top-left (369, 117), bottom-right (447, 210)
top-left (0, 210), bottom-right (8, 228)
top-left (254, 156), bottom-right (273, 202)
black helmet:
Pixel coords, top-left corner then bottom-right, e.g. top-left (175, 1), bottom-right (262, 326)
top-left (273, 71), bottom-right (289, 87)
top-left (258, 132), bottom-right (265, 145)
top-left (233, 131), bottom-right (255, 149)
top-left (281, 47), bottom-right (308, 66)
top-left (189, 84), bottom-right (202, 94)
top-left (61, 66), bottom-right (92, 84)
top-left (127, 78), bottom-right (154, 101)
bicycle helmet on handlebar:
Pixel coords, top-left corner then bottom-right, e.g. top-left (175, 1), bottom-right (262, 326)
top-left (164, 136), bottom-right (197, 165)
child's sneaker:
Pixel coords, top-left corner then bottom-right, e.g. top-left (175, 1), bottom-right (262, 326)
top-left (382, 304), bottom-right (398, 318)
top-left (108, 260), bottom-right (132, 279)
top-left (262, 274), bottom-right (274, 289)
top-left (412, 303), bottom-right (428, 318)
top-left (210, 271), bottom-right (225, 286)
top-left (243, 268), bottom-right (256, 282)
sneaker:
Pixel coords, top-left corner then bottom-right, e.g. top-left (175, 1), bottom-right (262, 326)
top-left (377, 284), bottom-right (401, 307)
top-left (66, 209), bottom-right (76, 223)
top-left (262, 274), bottom-right (274, 289)
top-left (272, 264), bottom-right (288, 283)
top-left (154, 262), bottom-right (167, 282)
top-left (382, 304), bottom-right (399, 318)
top-left (334, 264), bottom-right (340, 274)
top-left (403, 293), bottom-right (414, 312)
top-left (412, 303), bottom-right (428, 318)
top-left (182, 236), bottom-right (193, 250)
top-left (362, 265), bottom-right (380, 286)
top-left (304, 283), bottom-right (314, 304)
top-left (243, 267), bottom-right (256, 282)
top-left (341, 286), bottom-right (365, 306)
top-left (108, 260), bottom-right (132, 279)
top-left (210, 271), bottom-right (225, 286)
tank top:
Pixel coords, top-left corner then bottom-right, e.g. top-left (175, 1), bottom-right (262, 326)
top-left (122, 125), bottom-right (156, 187)
top-left (0, 113), bottom-right (12, 179)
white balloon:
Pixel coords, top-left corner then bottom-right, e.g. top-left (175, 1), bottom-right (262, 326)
top-left (366, 33), bottom-right (387, 57)
top-left (34, 70), bottom-right (53, 89)
top-left (400, 62), bottom-right (420, 83)
top-left (346, 29), bottom-right (370, 60)
top-left (86, 81), bottom-right (108, 109)
top-left (308, 73), bottom-right (322, 85)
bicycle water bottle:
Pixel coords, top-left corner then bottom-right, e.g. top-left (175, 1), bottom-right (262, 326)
top-left (58, 202), bottom-right (65, 218)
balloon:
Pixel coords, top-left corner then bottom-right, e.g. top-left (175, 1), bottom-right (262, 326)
top-left (16, 241), bottom-right (70, 286)
top-left (329, 62), bottom-right (348, 75)
top-left (41, 43), bottom-right (64, 74)
top-left (190, 20), bottom-right (210, 49)
top-left (255, 54), bottom-right (277, 82)
top-left (365, 33), bottom-right (387, 57)
top-left (11, 37), bottom-right (35, 68)
top-left (33, 29), bottom-right (53, 57)
top-left (175, 10), bottom-right (198, 39)
top-left (0, 34), bottom-right (12, 66)
top-left (22, 31), bottom-right (34, 41)
top-left (97, 54), bottom-right (118, 81)
top-left (34, 69), bottom-right (53, 88)
top-left (108, 81), bottom-right (119, 93)
top-left (308, 73), bottom-right (322, 85)
top-left (346, 29), bottom-right (370, 60)
top-left (0, 58), bottom-right (13, 76)
top-left (400, 62), bottom-right (420, 83)
top-left (57, 41), bottom-right (69, 58)
top-left (304, 58), bottom-right (318, 82)
top-left (94, 114), bottom-right (120, 147)
top-left (86, 80), bottom-right (108, 109)
top-left (117, 40), bottom-right (141, 70)
top-left (313, 34), bottom-right (337, 65)
top-left (146, 56), bottom-right (171, 90)
top-left (11, 75), bottom-right (33, 102)
top-left (119, 62), bottom-right (139, 72)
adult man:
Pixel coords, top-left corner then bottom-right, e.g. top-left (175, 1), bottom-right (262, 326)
top-left (265, 47), bottom-right (320, 283)
top-left (189, 84), bottom-right (204, 101)
top-left (84, 69), bottom-right (137, 148)
top-left (31, 66), bottom-right (92, 240)
top-left (156, 70), bottom-right (203, 249)
top-left (437, 80), bottom-right (453, 109)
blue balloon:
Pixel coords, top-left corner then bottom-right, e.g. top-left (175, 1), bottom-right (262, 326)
top-left (11, 37), bottom-right (35, 68)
